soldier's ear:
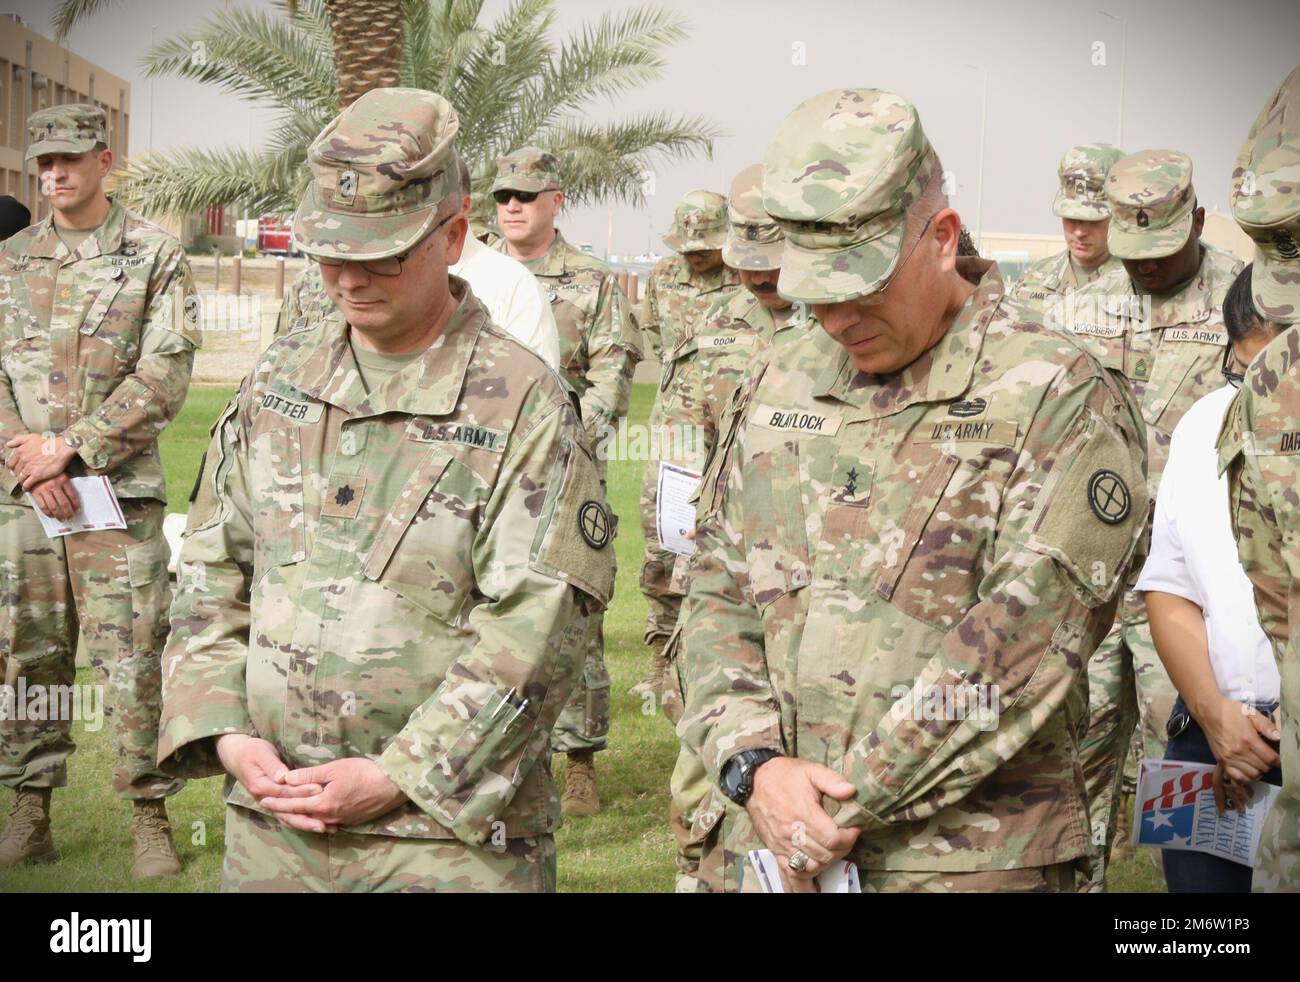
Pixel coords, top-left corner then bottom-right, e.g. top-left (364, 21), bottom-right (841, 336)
top-left (441, 211), bottom-right (470, 268)
top-left (931, 208), bottom-right (964, 269)
top-left (97, 148), bottom-right (113, 178)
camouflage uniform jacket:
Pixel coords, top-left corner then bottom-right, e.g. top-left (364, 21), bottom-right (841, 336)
top-left (1218, 327), bottom-right (1300, 890)
top-left (1008, 250), bottom-right (1123, 310)
top-left (157, 278), bottom-right (614, 848)
top-left (679, 292), bottom-right (805, 453)
top-left (496, 230), bottom-right (643, 443)
top-left (677, 261), bottom-right (1149, 871)
top-left (0, 198), bottom-right (198, 504)
top-left (1069, 244), bottom-right (1241, 495)
top-left (274, 261), bottom-right (334, 339)
top-left (640, 253), bottom-right (739, 363)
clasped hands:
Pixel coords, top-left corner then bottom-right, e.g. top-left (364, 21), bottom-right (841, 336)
top-left (216, 734), bottom-right (407, 834)
top-left (745, 757), bottom-right (862, 894)
top-left (6, 432), bottom-right (81, 519)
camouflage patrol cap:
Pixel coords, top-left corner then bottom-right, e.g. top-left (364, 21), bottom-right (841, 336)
top-left (723, 164), bottom-right (783, 270)
top-left (491, 146), bottom-right (562, 193)
top-left (662, 190), bottom-right (728, 253)
top-left (1231, 67), bottom-right (1300, 324)
top-left (25, 104), bottom-right (107, 161)
top-left (1105, 150), bottom-right (1197, 260)
top-left (762, 88), bottom-right (942, 304)
top-left (1053, 143), bottom-right (1124, 220)
top-left (292, 87), bottom-right (459, 261)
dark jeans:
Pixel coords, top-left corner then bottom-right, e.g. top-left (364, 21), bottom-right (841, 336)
top-left (1162, 696), bottom-right (1283, 893)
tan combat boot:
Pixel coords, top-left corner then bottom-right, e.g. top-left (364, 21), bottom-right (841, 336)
top-left (628, 639), bottom-right (668, 697)
top-left (0, 788), bottom-right (58, 866)
top-left (561, 751), bottom-right (600, 817)
top-left (131, 799), bottom-right (182, 879)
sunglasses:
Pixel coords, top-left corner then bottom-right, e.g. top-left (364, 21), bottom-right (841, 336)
top-left (1221, 344), bottom-right (1246, 389)
top-left (313, 212), bottom-right (455, 276)
top-left (492, 189), bottom-right (539, 205)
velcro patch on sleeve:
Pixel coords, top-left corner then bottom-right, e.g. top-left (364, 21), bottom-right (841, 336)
top-left (1026, 406), bottom-right (1148, 607)
top-left (530, 438), bottom-right (614, 607)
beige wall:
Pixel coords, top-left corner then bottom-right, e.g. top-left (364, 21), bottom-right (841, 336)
top-left (0, 14), bottom-right (130, 223)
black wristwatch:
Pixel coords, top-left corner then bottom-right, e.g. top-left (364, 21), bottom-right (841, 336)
top-left (720, 749), bottom-right (781, 806)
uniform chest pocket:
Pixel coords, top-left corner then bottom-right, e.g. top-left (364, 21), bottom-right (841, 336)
top-left (362, 451), bottom-right (480, 624)
top-left (1144, 335), bottom-right (1224, 433)
top-left (740, 436), bottom-right (811, 615)
top-left (80, 269), bottom-right (149, 368)
top-left (248, 421), bottom-right (307, 576)
top-left (874, 448), bottom-right (985, 629)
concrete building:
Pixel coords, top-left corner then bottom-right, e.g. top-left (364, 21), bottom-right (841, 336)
top-left (0, 12), bottom-right (130, 221)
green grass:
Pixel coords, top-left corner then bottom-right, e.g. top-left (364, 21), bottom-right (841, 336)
top-left (0, 382), bottom-right (1162, 893)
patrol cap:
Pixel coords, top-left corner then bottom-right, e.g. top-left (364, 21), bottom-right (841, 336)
top-left (25, 104), bottom-right (107, 161)
top-left (762, 88), bottom-right (942, 304)
top-left (1105, 150), bottom-right (1197, 261)
top-left (292, 87), bottom-right (459, 261)
top-left (1053, 143), bottom-right (1125, 220)
top-left (491, 146), bottom-right (562, 194)
top-left (1231, 67), bottom-right (1300, 324)
top-left (662, 190), bottom-right (728, 253)
top-left (722, 163), bottom-right (783, 271)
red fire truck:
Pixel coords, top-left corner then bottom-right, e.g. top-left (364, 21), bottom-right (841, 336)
top-left (256, 215), bottom-right (295, 255)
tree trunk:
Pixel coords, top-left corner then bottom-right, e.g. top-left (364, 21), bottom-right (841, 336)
top-left (323, 0), bottom-right (405, 109)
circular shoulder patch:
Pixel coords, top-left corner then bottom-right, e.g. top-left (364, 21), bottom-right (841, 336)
top-left (1088, 469), bottom-right (1131, 525)
top-left (578, 499), bottom-right (611, 549)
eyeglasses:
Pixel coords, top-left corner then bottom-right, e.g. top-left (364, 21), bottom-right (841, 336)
top-left (845, 211), bottom-right (940, 307)
top-left (313, 212), bottom-right (456, 276)
top-left (1221, 345), bottom-right (1246, 389)
top-left (492, 189), bottom-right (539, 205)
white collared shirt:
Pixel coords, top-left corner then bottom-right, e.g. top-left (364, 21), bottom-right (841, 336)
top-left (1135, 384), bottom-right (1280, 703)
top-left (451, 235), bottom-right (560, 370)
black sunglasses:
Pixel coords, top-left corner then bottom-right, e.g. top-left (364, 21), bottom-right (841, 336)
top-left (1221, 344), bottom-right (1246, 389)
top-left (492, 189), bottom-right (539, 205)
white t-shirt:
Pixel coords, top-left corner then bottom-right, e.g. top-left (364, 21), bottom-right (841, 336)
top-left (1135, 384), bottom-right (1280, 703)
top-left (451, 235), bottom-right (560, 370)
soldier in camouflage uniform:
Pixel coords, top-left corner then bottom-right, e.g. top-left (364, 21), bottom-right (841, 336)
top-left (157, 88), bottom-right (612, 893)
top-left (274, 260), bottom-right (334, 338)
top-left (491, 146), bottom-right (644, 817)
top-left (662, 163), bottom-right (807, 891)
top-left (0, 105), bottom-right (196, 878)
top-left (633, 191), bottom-right (740, 696)
top-left (676, 88), bottom-right (1149, 893)
top-left (1070, 151), bottom-right (1243, 887)
top-left (1010, 144), bottom-right (1125, 312)
top-left (1218, 66), bottom-right (1300, 892)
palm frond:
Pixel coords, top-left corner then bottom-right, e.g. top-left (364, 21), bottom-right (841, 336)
top-left (111, 147), bottom-right (294, 219)
top-left (50, 0), bottom-right (122, 42)
top-left (128, 0), bottom-right (718, 221)
top-left (142, 5), bottom-right (335, 118)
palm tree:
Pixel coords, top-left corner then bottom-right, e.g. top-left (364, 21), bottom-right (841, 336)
top-left (54, 0), bottom-right (718, 222)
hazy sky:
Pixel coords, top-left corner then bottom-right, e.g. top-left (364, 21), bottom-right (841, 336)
top-left (9, 0), bottom-right (1298, 257)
